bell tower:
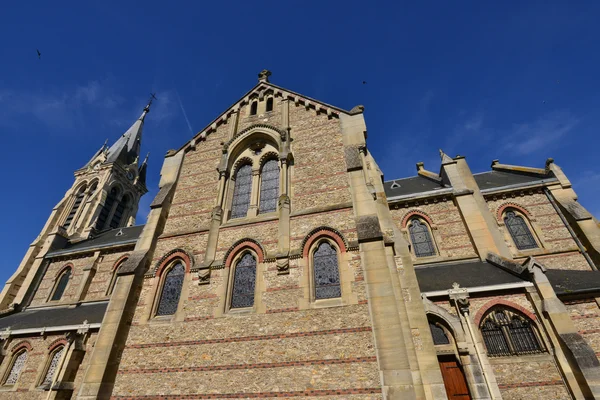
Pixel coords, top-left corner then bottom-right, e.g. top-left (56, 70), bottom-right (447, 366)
top-left (63, 102), bottom-right (151, 240)
top-left (0, 100), bottom-right (152, 310)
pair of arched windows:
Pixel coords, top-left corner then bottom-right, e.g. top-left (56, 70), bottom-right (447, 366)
top-left (2, 344), bottom-right (65, 387)
top-left (249, 98), bottom-right (273, 116)
top-left (96, 187), bottom-right (131, 231)
top-left (428, 306), bottom-right (544, 357)
top-left (231, 159), bottom-right (279, 219)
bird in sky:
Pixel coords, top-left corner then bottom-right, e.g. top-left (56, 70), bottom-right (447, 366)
top-left (36, 49), bottom-right (41, 59)
top-left (362, 81), bottom-right (367, 84)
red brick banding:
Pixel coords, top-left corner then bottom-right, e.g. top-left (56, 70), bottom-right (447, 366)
top-left (155, 250), bottom-right (192, 277)
top-left (48, 338), bottom-right (68, 352)
top-left (118, 356), bottom-right (377, 375)
top-left (496, 203), bottom-right (534, 223)
top-left (498, 380), bottom-right (564, 389)
top-left (401, 210), bottom-right (435, 229)
top-left (224, 240), bottom-right (265, 268)
top-left (474, 299), bottom-right (538, 326)
top-left (266, 285), bottom-right (300, 292)
top-left (113, 254), bottom-right (130, 271)
top-left (266, 307), bottom-right (300, 314)
top-left (302, 229), bottom-right (347, 258)
top-left (125, 326), bottom-right (372, 349)
top-left (10, 340), bottom-right (32, 354)
top-left (111, 387), bottom-right (382, 399)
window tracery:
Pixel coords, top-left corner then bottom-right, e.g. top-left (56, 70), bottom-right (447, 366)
top-left (231, 164), bottom-right (253, 219)
top-left (4, 350), bottom-right (27, 385)
top-left (408, 219), bottom-right (436, 257)
top-left (313, 241), bottom-right (341, 299)
top-left (429, 321), bottom-right (450, 345)
top-left (63, 186), bottom-right (86, 229)
top-left (156, 262), bottom-right (185, 316)
top-left (231, 252), bottom-right (257, 308)
top-left (504, 210), bottom-right (538, 250)
top-left (480, 307), bottom-right (543, 356)
top-left (258, 159), bottom-right (279, 214)
top-left (41, 346), bottom-right (64, 386)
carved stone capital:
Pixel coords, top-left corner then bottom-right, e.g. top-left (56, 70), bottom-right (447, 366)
top-left (276, 257), bottom-right (289, 275)
top-left (211, 206), bottom-right (223, 222)
top-left (448, 283), bottom-right (470, 314)
top-left (278, 194), bottom-right (291, 209)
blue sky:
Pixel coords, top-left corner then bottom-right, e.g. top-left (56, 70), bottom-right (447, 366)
top-left (1, 1), bottom-right (599, 284)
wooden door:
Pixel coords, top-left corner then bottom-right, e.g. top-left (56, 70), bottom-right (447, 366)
top-left (438, 355), bottom-right (471, 400)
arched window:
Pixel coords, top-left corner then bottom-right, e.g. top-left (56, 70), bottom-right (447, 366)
top-left (40, 346), bottom-right (64, 386)
top-left (63, 186), bottom-right (86, 229)
top-left (504, 211), bottom-right (538, 250)
top-left (3, 349), bottom-right (27, 385)
top-left (480, 307), bottom-right (543, 356)
top-left (258, 159), bottom-right (279, 214)
top-left (231, 164), bottom-right (253, 219)
top-left (429, 321), bottom-right (450, 345)
top-left (156, 262), bottom-right (185, 316)
top-left (96, 187), bottom-right (118, 230)
top-left (313, 241), bottom-right (341, 299)
top-left (50, 267), bottom-right (71, 301)
top-left (231, 252), bottom-right (257, 308)
top-left (107, 257), bottom-right (128, 296)
top-left (109, 195), bottom-right (129, 229)
top-left (408, 219), bottom-right (436, 257)
top-left (266, 97), bottom-right (274, 112)
top-left (250, 101), bottom-right (258, 115)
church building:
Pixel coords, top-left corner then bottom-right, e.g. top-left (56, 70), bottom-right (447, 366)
top-left (1, 70), bottom-right (600, 399)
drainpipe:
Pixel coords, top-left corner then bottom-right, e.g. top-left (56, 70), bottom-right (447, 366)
top-left (544, 188), bottom-right (597, 271)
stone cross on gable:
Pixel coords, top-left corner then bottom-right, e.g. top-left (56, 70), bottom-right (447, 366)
top-left (258, 69), bottom-right (272, 82)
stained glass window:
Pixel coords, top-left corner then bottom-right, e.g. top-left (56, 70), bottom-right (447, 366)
top-left (156, 263), bottom-right (185, 316)
top-left (258, 160), bottom-right (279, 214)
top-left (429, 322), bottom-right (450, 345)
top-left (110, 196), bottom-right (129, 229)
top-left (51, 268), bottom-right (71, 301)
top-left (313, 242), bottom-right (341, 299)
top-left (481, 308), bottom-right (542, 356)
top-left (409, 219), bottom-right (436, 257)
top-left (231, 253), bottom-right (256, 308)
top-left (504, 211), bottom-right (538, 250)
top-left (231, 165), bottom-right (252, 219)
top-left (4, 350), bottom-right (27, 385)
top-left (63, 187), bottom-right (86, 229)
top-left (41, 346), bottom-right (64, 386)
top-left (96, 188), bottom-right (118, 230)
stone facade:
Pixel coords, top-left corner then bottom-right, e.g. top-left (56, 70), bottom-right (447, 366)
top-left (2, 72), bottom-right (600, 399)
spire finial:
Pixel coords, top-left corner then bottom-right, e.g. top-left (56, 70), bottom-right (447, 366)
top-left (139, 93), bottom-right (157, 121)
top-left (258, 69), bottom-right (271, 83)
top-left (142, 152), bottom-right (150, 165)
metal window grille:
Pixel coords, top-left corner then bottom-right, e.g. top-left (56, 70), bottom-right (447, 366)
top-left (51, 268), bottom-right (71, 301)
top-left (481, 308), bottom-right (543, 356)
top-left (409, 219), bottom-right (436, 257)
top-left (96, 188), bottom-right (118, 230)
top-left (313, 242), bottom-right (341, 299)
top-left (231, 253), bottom-right (257, 308)
top-left (504, 211), bottom-right (538, 250)
top-left (4, 351), bottom-right (27, 385)
top-left (231, 165), bottom-right (252, 219)
top-left (156, 263), bottom-right (185, 316)
top-left (63, 188), bottom-right (86, 229)
top-left (42, 346), bottom-right (64, 386)
top-left (110, 197), bottom-right (129, 229)
top-left (429, 322), bottom-right (450, 345)
top-left (258, 160), bottom-right (279, 214)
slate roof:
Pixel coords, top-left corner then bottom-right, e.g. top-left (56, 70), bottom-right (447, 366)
top-left (46, 225), bottom-right (144, 257)
top-left (384, 176), bottom-right (449, 198)
top-left (415, 260), bottom-right (525, 293)
top-left (0, 302), bottom-right (107, 331)
top-left (473, 170), bottom-right (556, 191)
top-left (546, 269), bottom-right (600, 296)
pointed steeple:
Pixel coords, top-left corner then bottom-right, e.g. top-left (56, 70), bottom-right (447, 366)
top-left (138, 152), bottom-right (150, 185)
top-left (105, 97), bottom-right (153, 166)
